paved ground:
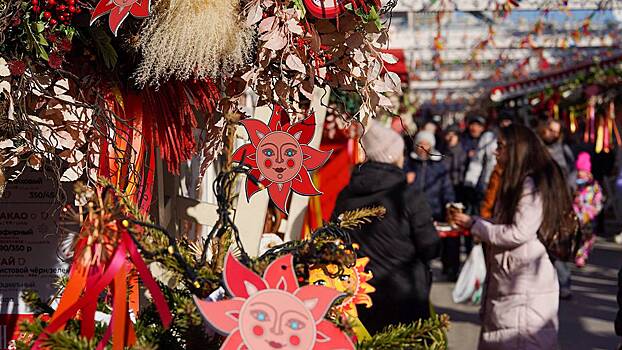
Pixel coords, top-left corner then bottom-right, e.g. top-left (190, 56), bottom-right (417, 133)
top-left (430, 239), bottom-right (622, 350)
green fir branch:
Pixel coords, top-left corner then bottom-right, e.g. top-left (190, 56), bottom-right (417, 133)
top-left (357, 314), bottom-right (450, 350)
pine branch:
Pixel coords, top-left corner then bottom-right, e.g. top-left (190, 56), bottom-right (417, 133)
top-left (357, 314), bottom-right (450, 350)
top-left (337, 206), bottom-right (386, 230)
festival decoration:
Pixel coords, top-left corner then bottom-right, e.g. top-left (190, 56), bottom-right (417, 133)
top-left (309, 256), bottom-right (375, 340)
top-left (302, 0), bottom-right (380, 19)
top-left (309, 256), bottom-right (375, 318)
top-left (232, 105), bottom-right (331, 213)
top-left (32, 186), bottom-right (172, 350)
top-left (133, 0), bottom-right (253, 86)
top-left (241, 0), bottom-right (401, 118)
top-left (0, 60), bottom-right (97, 184)
top-left (91, 0), bottom-right (152, 36)
top-left (195, 252), bottom-right (355, 349)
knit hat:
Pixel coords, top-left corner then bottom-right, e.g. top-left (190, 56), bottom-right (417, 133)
top-left (362, 119), bottom-right (405, 164)
top-left (445, 124), bottom-right (461, 135)
top-left (468, 115), bottom-right (486, 126)
top-left (414, 130), bottom-right (436, 148)
top-left (576, 152), bottom-right (591, 173)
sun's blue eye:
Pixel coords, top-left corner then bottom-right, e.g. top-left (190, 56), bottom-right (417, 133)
top-left (285, 148), bottom-right (297, 157)
top-left (288, 320), bottom-right (304, 330)
top-left (262, 149), bottom-right (274, 157)
top-left (253, 310), bottom-right (267, 321)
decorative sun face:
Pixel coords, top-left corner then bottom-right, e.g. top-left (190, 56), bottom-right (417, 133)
top-left (256, 131), bottom-right (304, 184)
top-left (233, 105), bottom-right (332, 213)
top-left (239, 290), bottom-right (316, 349)
top-left (194, 253), bottom-right (355, 350)
top-left (308, 257), bottom-right (375, 318)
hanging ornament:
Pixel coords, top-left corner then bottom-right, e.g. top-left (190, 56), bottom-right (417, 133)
top-left (569, 107), bottom-right (577, 134)
top-left (90, 0), bottom-right (151, 36)
top-left (596, 117), bottom-right (604, 154)
top-left (302, 0), bottom-right (380, 18)
top-left (309, 255), bottom-right (375, 340)
top-left (134, 0), bottom-right (253, 86)
top-left (32, 188), bottom-right (172, 350)
top-left (194, 252), bottom-right (355, 350)
top-left (232, 105), bottom-right (332, 214)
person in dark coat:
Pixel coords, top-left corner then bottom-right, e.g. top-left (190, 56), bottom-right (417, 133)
top-left (333, 120), bottom-right (440, 335)
top-left (405, 130), bottom-right (455, 221)
top-left (442, 124), bottom-right (467, 191)
top-left (405, 130), bottom-right (456, 279)
top-left (616, 265), bottom-right (622, 349)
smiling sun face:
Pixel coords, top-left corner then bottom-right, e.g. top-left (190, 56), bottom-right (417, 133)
top-left (194, 253), bottom-right (355, 350)
top-left (239, 290), bottom-right (316, 349)
top-left (233, 105), bottom-right (332, 214)
top-left (309, 257), bottom-right (375, 318)
top-left (257, 132), bottom-right (304, 184)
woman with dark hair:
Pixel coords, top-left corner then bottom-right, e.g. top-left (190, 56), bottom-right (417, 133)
top-left (451, 124), bottom-right (574, 350)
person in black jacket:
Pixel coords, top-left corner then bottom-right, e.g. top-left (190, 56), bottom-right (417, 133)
top-left (616, 265), bottom-right (622, 349)
top-left (405, 130), bottom-right (456, 220)
top-left (333, 120), bottom-right (441, 335)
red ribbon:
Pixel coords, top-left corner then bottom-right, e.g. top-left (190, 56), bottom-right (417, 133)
top-left (33, 223), bottom-right (172, 349)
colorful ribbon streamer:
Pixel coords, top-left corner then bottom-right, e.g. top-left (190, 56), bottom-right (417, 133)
top-left (33, 221), bottom-right (171, 350)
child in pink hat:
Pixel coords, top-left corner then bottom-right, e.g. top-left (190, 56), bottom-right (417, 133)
top-left (573, 152), bottom-right (603, 267)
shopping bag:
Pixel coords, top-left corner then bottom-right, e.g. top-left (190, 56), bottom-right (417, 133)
top-left (452, 244), bottom-right (486, 304)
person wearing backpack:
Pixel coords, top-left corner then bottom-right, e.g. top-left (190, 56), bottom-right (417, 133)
top-left (451, 124), bottom-right (576, 350)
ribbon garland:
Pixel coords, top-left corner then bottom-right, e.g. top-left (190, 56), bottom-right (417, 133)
top-left (33, 219), bottom-right (172, 350)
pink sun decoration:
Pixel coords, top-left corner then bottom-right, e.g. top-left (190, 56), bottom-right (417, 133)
top-left (194, 252), bottom-right (355, 350)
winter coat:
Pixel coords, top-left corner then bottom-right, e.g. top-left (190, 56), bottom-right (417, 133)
top-left (405, 156), bottom-right (456, 221)
top-left (471, 178), bottom-right (559, 350)
top-left (547, 142), bottom-right (576, 190)
top-left (332, 161), bottom-right (441, 334)
top-left (442, 143), bottom-right (467, 188)
top-left (573, 176), bottom-right (603, 225)
top-left (464, 131), bottom-right (498, 192)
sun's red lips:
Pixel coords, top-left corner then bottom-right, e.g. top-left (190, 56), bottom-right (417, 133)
top-left (267, 340), bottom-right (284, 348)
top-left (273, 167), bottom-right (286, 173)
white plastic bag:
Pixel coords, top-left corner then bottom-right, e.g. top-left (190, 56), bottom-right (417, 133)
top-left (452, 244), bottom-right (486, 304)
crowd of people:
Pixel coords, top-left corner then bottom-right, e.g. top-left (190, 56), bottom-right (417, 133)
top-left (333, 113), bottom-right (608, 349)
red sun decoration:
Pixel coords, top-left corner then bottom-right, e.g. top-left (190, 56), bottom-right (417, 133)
top-left (302, 0), bottom-right (381, 19)
top-left (194, 252), bottom-right (355, 350)
top-left (233, 105), bottom-right (331, 214)
top-left (90, 0), bottom-right (151, 36)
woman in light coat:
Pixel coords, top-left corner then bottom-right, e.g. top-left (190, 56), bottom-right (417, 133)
top-left (452, 124), bottom-right (574, 350)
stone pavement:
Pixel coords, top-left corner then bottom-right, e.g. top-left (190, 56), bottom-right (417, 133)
top-left (430, 240), bottom-right (622, 350)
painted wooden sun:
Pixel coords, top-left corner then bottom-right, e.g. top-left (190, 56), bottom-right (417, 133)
top-left (194, 252), bottom-right (355, 350)
top-left (233, 105), bottom-right (331, 214)
top-left (308, 256), bottom-right (375, 318)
